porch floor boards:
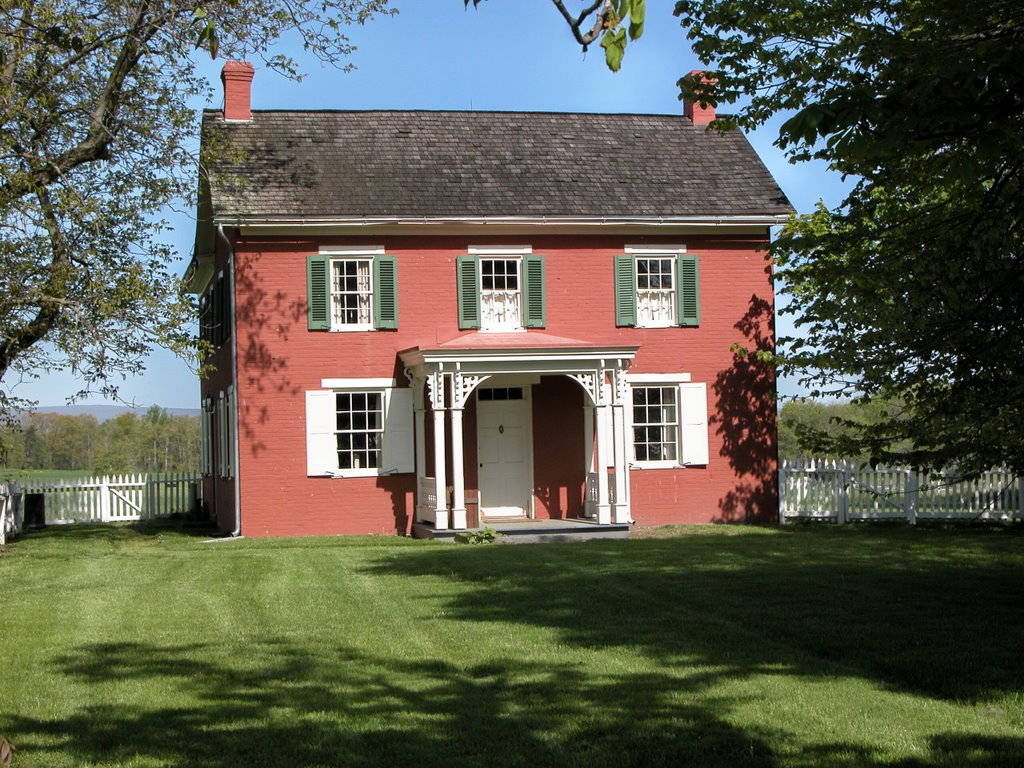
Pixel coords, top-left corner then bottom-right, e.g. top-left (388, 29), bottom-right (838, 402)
top-left (411, 518), bottom-right (630, 544)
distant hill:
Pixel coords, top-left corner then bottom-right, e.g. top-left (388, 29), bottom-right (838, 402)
top-left (29, 405), bottom-right (200, 422)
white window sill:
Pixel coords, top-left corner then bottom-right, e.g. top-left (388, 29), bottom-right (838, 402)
top-left (635, 322), bottom-right (678, 329)
top-left (632, 461), bottom-right (684, 470)
top-left (479, 326), bottom-right (526, 333)
top-left (329, 325), bottom-right (375, 332)
top-left (323, 468), bottom-right (380, 478)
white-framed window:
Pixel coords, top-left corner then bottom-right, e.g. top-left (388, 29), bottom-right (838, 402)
top-left (334, 390), bottom-right (384, 470)
top-left (458, 246), bottom-right (546, 331)
top-left (628, 375), bottom-right (709, 468)
top-left (217, 386), bottom-right (235, 479)
top-left (306, 379), bottom-right (414, 478)
top-left (330, 257), bottom-right (374, 329)
top-left (633, 385), bottom-right (679, 463)
top-left (200, 398), bottom-right (214, 476)
top-left (307, 246), bottom-right (398, 332)
top-left (636, 257), bottom-right (677, 327)
top-left (480, 257), bottom-right (523, 331)
top-left (615, 247), bottom-right (700, 328)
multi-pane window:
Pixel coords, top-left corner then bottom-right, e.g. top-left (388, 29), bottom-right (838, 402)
top-left (331, 259), bottom-right (373, 328)
top-left (477, 387), bottom-right (524, 401)
top-left (632, 386), bottom-right (679, 463)
top-left (480, 258), bottom-right (522, 331)
top-left (335, 391), bottom-right (384, 470)
top-left (458, 251), bottom-right (545, 331)
top-left (636, 258), bottom-right (676, 326)
top-left (615, 251), bottom-right (699, 328)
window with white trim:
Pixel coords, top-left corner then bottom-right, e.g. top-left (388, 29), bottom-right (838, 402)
top-left (628, 376), bottom-right (710, 468)
top-left (636, 257), bottom-right (677, 327)
top-left (200, 398), bottom-right (213, 476)
top-left (306, 381), bottom-right (414, 477)
top-left (330, 258), bottom-right (373, 329)
top-left (615, 247), bottom-right (700, 328)
top-left (480, 257), bottom-right (522, 331)
top-left (633, 385), bottom-right (679, 462)
top-left (334, 391), bottom-right (384, 470)
top-left (457, 247), bottom-right (546, 331)
top-left (307, 247), bottom-right (398, 331)
top-left (217, 386), bottom-right (235, 479)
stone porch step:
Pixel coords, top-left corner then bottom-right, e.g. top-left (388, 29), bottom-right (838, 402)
top-left (411, 518), bottom-right (630, 544)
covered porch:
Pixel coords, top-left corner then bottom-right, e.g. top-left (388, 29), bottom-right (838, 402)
top-left (399, 333), bottom-right (638, 533)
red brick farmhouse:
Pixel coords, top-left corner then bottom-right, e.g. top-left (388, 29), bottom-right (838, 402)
top-left (187, 62), bottom-right (792, 538)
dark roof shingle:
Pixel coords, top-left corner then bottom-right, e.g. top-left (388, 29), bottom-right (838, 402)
top-left (203, 109), bottom-right (792, 219)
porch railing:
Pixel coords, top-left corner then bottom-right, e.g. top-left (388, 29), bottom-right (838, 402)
top-left (584, 471), bottom-right (616, 518)
top-left (417, 476), bottom-right (439, 524)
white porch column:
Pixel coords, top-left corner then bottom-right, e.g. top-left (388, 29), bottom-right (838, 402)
top-left (429, 372), bottom-right (449, 529)
top-left (448, 374), bottom-right (468, 530)
top-left (413, 376), bottom-right (427, 523)
top-left (594, 400), bottom-right (612, 525)
top-left (612, 370), bottom-right (631, 524)
top-left (584, 404), bottom-right (595, 473)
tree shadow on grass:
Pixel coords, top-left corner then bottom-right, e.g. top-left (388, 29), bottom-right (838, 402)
top-left (6, 640), bottom-right (781, 768)
top-left (3, 529), bottom-right (1023, 767)
top-left (363, 528), bottom-right (1024, 704)
top-left (4, 634), bottom-right (1022, 768)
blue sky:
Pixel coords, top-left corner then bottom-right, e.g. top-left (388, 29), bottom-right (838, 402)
top-left (19, 0), bottom-right (846, 409)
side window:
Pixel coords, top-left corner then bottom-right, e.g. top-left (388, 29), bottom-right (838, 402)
top-left (615, 252), bottom-right (699, 328)
top-left (458, 250), bottom-right (545, 331)
top-left (629, 379), bottom-right (709, 467)
top-left (200, 271), bottom-right (231, 348)
top-left (306, 383), bottom-right (414, 477)
top-left (632, 385), bottom-right (679, 463)
top-left (307, 249), bottom-right (398, 331)
top-left (334, 391), bottom-right (384, 470)
top-left (200, 398), bottom-right (214, 476)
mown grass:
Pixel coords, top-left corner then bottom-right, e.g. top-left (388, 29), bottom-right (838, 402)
top-left (0, 522), bottom-right (1022, 767)
top-left (0, 468), bottom-right (99, 484)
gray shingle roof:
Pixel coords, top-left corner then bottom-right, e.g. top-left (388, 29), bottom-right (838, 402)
top-left (202, 109), bottom-right (792, 219)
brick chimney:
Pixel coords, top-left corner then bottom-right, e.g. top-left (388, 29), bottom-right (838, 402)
top-left (221, 61), bottom-right (255, 122)
top-left (683, 70), bottom-right (717, 126)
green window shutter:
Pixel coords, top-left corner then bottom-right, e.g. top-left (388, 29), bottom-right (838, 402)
top-left (678, 254), bottom-right (700, 327)
top-left (522, 254), bottom-right (546, 328)
top-left (614, 255), bottom-right (637, 327)
top-left (373, 255), bottom-right (399, 329)
top-left (307, 255), bottom-right (330, 331)
top-left (212, 274), bottom-right (223, 345)
top-left (457, 256), bottom-right (480, 330)
top-left (199, 293), bottom-right (209, 345)
top-left (219, 272), bottom-right (231, 345)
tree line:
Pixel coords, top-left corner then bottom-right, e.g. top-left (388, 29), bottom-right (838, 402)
top-left (0, 407), bottom-right (199, 474)
top-left (777, 399), bottom-right (911, 462)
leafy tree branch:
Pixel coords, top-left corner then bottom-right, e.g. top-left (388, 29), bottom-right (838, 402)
top-left (0, 0), bottom-right (394, 416)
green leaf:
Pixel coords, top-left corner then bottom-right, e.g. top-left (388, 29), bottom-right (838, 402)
top-left (601, 28), bottom-right (627, 72)
top-left (628, 0), bottom-right (645, 40)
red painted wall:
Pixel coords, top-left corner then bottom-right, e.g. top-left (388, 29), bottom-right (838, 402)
top-left (215, 232), bottom-right (777, 537)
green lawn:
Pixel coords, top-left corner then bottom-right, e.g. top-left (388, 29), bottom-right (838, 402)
top-left (0, 469), bottom-right (99, 484)
top-left (0, 523), bottom-right (1022, 767)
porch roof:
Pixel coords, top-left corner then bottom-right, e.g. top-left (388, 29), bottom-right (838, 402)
top-left (398, 331), bottom-right (638, 368)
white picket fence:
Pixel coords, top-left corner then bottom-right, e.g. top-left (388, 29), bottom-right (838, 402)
top-left (780, 458), bottom-right (1024, 524)
top-left (1, 473), bottom-right (201, 535)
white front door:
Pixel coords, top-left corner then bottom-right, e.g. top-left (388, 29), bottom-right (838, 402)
top-left (477, 386), bottom-right (532, 519)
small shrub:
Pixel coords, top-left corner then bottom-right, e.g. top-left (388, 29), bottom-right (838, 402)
top-left (455, 527), bottom-right (502, 545)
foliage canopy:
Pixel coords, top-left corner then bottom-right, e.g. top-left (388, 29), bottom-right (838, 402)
top-left (671, 0), bottom-right (1024, 474)
top-left (0, 0), bottom-right (392, 414)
